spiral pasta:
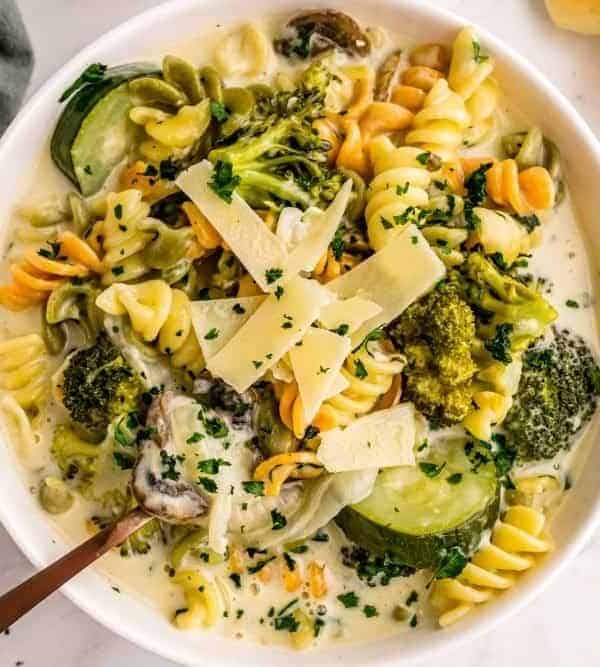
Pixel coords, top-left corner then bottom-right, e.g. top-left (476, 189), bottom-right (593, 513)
top-left (129, 99), bottom-right (211, 164)
top-left (312, 248), bottom-right (360, 283)
top-left (181, 201), bottom-right (223, 258)
top-left (96, 279), bottom-right (204, 377)
top-left (311, 340), bottom-right (406, 431)
top-left (405, 78), bottom-right (471, 163)
top-left (390, 43), bottom-right (449, 111)
top-left (0, 334), bottom-right (51, 409)
top-left (119, 160), bottom-right (178, 204)
top-left (365, 136), bottom-right (432, 251)
top-left (0, 232), bottom-right (103, 311)
top-left (431, 505), bottom-right (551, 627)
top-left (486, 159), bottom-right (556, 215)
top-left (172, 569), bottom-right (222, 629)
top-left (253, 451), bottom-right (323, 496)
top-left (448, 28), bottom-right (498, 145)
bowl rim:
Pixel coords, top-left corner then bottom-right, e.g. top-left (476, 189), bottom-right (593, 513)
top-left (1, 0), bottom-right (600, 664)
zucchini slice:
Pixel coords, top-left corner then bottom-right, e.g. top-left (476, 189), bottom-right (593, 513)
top-left (51, 64), bottom-right (159, 195)
top-left (336, 438), bottom-right (499, 568)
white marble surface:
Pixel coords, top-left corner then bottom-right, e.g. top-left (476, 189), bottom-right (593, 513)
top-left (2, 0), bottom-right (600, 665)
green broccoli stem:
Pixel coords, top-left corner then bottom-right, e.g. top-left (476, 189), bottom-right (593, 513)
top-left (238, 170), bottom-right (312, 208)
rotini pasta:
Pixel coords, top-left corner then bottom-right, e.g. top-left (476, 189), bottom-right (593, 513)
top-left (405, 78), bottom-right (470, 163)
top-left (311, 340), bottom-right (406, 431)
top-left (172, 569), bottom-right (222, 629)
top-left (96, 279), bottom-right (204, 377)
top-left (0, 334), bottom-right (51, 409)
top-left (431, 505), bottom-right (551, 627)
top-left (253, 451), bottom-right (323, 496)
top-left (448, 27), bottom-right (498, 145)
top-left (486, 159), bottom-right (556, 214)
top-left (390, 43), bottom-right (449, 111)
top-left (365, 136), bottom-right (432, 250)
top-left (0, 232), bottom-right (102, 311)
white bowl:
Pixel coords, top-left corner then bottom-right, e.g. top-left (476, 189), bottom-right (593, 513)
top-left (1, 0), bottom-right (600, 664)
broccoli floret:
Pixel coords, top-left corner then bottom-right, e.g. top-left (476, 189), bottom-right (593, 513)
top-left (504, 329), bottom-right (600, 461)
top-left (60, 335), bottom-right (144, 440)
top-left (389, 283), bottom-right (478, 425)
top-left (461, 253), bottom-right (557, 356)
top-left (51, 424), bottom-right (104, 487)
top-left (208, 62), bottom-right (342, 209)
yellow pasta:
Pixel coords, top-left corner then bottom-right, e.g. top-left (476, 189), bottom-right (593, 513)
top-left (214, 24), bottom-right (272, 77)
top-left (0, 232), bottom-right (102, 311)
top-left (405, 78), bottom-right (471, 162)
top-left (448, 27), bottom-right (498, 145)
top-left (172, 569), bottom-right (222, 629)
top-left (431, 505), bottom-right (552, 627)
top-left (119, 160), bottom-right (177, 204)
top-left (312, 340), bottom-right (406, 431)
top-left (312, 248), bottom-right (360, 283)
top-left (365, 136), bottom-right (432, 250)
top-left (253, 451), bottom-right (323, 496)
top-left (96, 280), bottom-right (205, 377)
top-left (0, 334), bottom-right (51, 409)
top-left (486, 159), bottom-right (556, 214)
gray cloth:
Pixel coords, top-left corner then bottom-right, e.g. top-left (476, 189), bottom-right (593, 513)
top-left (0, 0), bottom-right (33, 134)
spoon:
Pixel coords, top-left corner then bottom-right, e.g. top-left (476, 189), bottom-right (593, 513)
top-left (0, 507), bottom-right (150, 633)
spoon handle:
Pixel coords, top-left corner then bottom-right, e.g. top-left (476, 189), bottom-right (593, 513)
top-left (0, 508), bottom-right (149, 632)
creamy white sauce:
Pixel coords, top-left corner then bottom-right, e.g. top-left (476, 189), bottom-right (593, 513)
top-left (0, 14), bottom-right (598, 651)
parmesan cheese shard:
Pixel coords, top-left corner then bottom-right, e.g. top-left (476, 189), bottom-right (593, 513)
top-left (318, 295), bottom-right (383, 334)
top-left (316, 403), bottom-right (418, 472)
top-left (289, 328), bottom-right (351, 424)
top-left (207, 276), bottom-right (332, 393)
top-left (327, 225), bottom-right (446, 344)
top-left (176, 161), bottom-right (289, 292)
top-left (190, 295), bottom-right (266, 360)
top-left (286, 179), bottom-right (353, 274)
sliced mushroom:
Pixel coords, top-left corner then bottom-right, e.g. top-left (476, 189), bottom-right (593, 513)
top-left (274, 10), bottom-right (371, 59)
top-left (374, 49), bottom-right (403, 101)
top-left (132, 392), bottom-right (209, 523)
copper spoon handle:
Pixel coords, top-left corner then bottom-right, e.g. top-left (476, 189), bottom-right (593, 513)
top-left (0, 508), bottom-right (150, 632)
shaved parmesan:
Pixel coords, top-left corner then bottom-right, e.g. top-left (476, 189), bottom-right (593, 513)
top-left (190, 296), bottom-right (265, 360)
top-left (177, 161), bottom-right (288, 292)
top-left (289, 328), bottom-right (351, 423)
top-left (327, 225), bottom-right (445, 344)
top-left (319, 296), bottom-right (382, 334)
top-left (324, 372), bottom-right (350, 400)
top-left (317, 403), bottom-right (418, 472)
top-left (286, 179), bottom-right (353, 274)
top-left (207, 276), bottom-right (331, 392)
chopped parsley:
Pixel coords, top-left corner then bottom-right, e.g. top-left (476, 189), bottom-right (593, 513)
top-left (333, 323), bottom-right (349, 336)
top-left (252, 360), bottom-right (263, 369)
top-left (247, 555), bottom-right (276, 574)
top-left (198, 476), bottom-right (218, 493)
top-left (337, 591), bottom-right (359, 608)
top-left (114, 204), bottom-right (123, 220)
top-left (271, 509), bottom-right (287, 530)
top-left (202, 415), bottom-right (228, 438)
top-left (446, 472), bottom-right (463, 485)
top-left (380, 216), bottom-right (394, 230)
top-left (418, 461), bottom-right (446, 478)
top-left (406, 590), bottom-right (419, 606)
top-left (362, 605), bottom-right (378, 618)
top-left (330, 226), bottom-right (345, 260)
top-left (204, 327), bottom-right (219, 340)
top-left (312, 531), bottom-right (329, 542)
top-left (186, 432), bottom-right (204, 444)
top-left (274, 285), bottom-right (284, 300)
top-left (283, 552), bottom-right (296, 571)
top-left (112, 451), bottom-right (134, 470)
top-left (210, 100), bottom-right (230, 122)
top-left (314, 617), bottom-right (325, 637)
top-left (396, 182), bottom-right (409, 196)
top-left (484, 322), bottom-right (514, 364)
top-left (435, 546), bottom-right (468, 580)
top-left (274, 614), bottom-right (299, 632)
top-left (242, 480), bottom-right (264, 496)
top-left (232, 302), bottom-right (246, 314)
top-left (208, 160), bottom-right (240, 203)
top-left (410, 614), bottom-right (418, 628)
top-left (354, 359), bottom-right (368, 379)
top-left (318, 365), bottom-right (330, 375)
top-left (265, 267), bottom-right (283, 284)
top-left (160, 450), bottom-right (181, 481)
top-left (197, 458), bottom-right (231, 474)
top-left (229, 573), bottom-right (242, 588)
top-left (566, 299), bottom-right (579, 308)
top-left (472, 40), bottom-right (489, 63)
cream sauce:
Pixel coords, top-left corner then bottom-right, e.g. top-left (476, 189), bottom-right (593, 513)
top-left (0, 14), bottom-right (598, 651)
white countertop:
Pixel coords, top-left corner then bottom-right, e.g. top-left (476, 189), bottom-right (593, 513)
top-left (2, 0), bottom-right (600, 665)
